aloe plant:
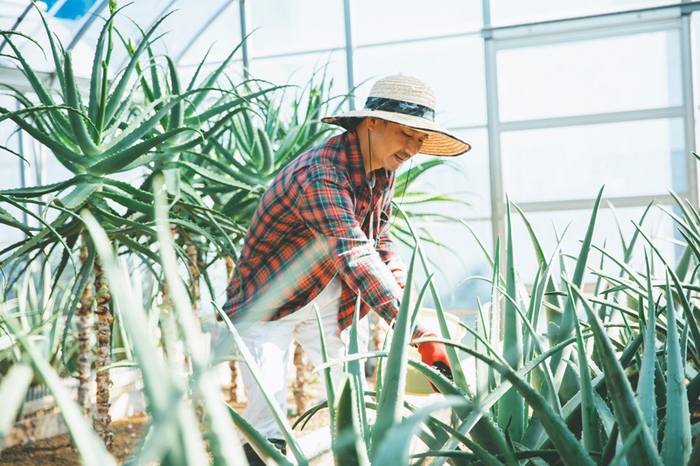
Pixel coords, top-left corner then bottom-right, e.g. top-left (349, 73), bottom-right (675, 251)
top-left (0, 2), bottom-right (267, 447)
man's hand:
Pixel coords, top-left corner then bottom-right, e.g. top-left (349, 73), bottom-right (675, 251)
top-left (416, 333), bottom-right (453, 392)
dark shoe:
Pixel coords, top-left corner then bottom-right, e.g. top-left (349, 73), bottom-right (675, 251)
top-left (243, 438), bottom-right (287, 466)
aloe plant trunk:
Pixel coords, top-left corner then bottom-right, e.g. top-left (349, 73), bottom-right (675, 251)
top-left (93, 256), bottom-right (113, 449)
top-left (186, 243), bottom-right (201, 319)
top-left (77, 244), bottom-right (93, 411)
top-left (293, 342), bottom-right (312, 415)
top-left (225, 255), bottom-right (240, 402)
top-left (369, 311), bottom-right (382, 381)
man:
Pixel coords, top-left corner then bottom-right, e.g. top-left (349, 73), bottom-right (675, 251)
top-left (222, 75), bottom-right (471, 464)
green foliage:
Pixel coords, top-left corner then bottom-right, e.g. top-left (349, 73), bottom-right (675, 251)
top-left (2, 6), bottom-right (700, 466)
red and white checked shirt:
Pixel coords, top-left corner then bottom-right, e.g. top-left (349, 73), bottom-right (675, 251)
top-left (223, 130), bottom-right (427, 336)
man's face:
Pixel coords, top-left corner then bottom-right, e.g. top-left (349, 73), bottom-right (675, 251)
top-left (368, 119), bottom-right (428, 172)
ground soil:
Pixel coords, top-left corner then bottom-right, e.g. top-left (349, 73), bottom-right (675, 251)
top-left (0, 383), bottom-right (329, 465)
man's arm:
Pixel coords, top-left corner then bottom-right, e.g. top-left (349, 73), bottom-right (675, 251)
top-left (297, 170), bottom-right (403, 318)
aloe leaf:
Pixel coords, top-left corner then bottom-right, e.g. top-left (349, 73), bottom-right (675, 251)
top-left (226, 405), bottom-right (294, 466)
top-left (190, 87), bottom-right (280, 128)
top-left (30, 1), bottom-right (66, 96)
top-left (175, 160), bottom-right (257, 191)
top-left (60, 181), bottom-right (101, 210)
top-left (634, 224), bottom-right (700, 371)
top-left (103, 12), bottom-right (175, 125)
top-left (428, 336), bottom-right (577, 464)
top-left (567, 282), bottom-right (662, 466)
top-left (1, 108), bottom-right (84, 168)
top-left (498, 199), bottom-right (524, 441)
top-left (0, 175), bottom-right (87, 198)
top-left (674, 244), bottom-right (692, 282)
top-left (87, 6), bottom-right (122, 131)
top-left (171, 107), bottom-right (249, 153)
top-left (0, 362), bottom-right (33, 443)
top-left (0, 36), bottom-right (72, 133)
top-left (188, 36), bottom-right (250, 110)
top-left (441, 336), bottom-right (596, 466)
top-left (98, 91), bottom-right (201, 159)
top-left (668, 191), bottom-right (700, 235)
top-left (637, 252), bottom-right (658, 441)
top-left (81, 211), bottom-right (176, 416)
top-left (334, 377), bottom-right (370, 466)
top-left (346, 295), bottom-right (370, 450)
top-left (313, 305), bottom-right (337, 436)
top-left (551, 187), bottom-right (603, 372)
top-left (258, 128), bottom-right (274, 174)
top-left (0, 210), bottom-right (73, 270)
top-left (661, 276), bottom-right (692, 465)
top-left (425, 417), bottom-right (505, 466)
top-left (490, 237), bottom-right (501, 391)
top-left (369, 249), bottom-right (417, 460)
top-left (4, 319), bottom-right (116, 466)
top-left (216, 306), bottom-right (308, 465)
top-left (392, 202), bottom-right (469, 394)
top-left (0, 193), bottom-right (75, 263)
top-left (151, 179), bottom-right (245, 465)
top-left (372, 396), bottom-right (469, 466)
top-left (64, 51), bottom-right (100, 156)
top-left (88, 127), bottom-right (192, 176)
top-left (166, 56), bottom-right (183, 132)
top-left (568, 286), bottom-right (602, 455)
top-left (60, 240), bottom-right (95, 376)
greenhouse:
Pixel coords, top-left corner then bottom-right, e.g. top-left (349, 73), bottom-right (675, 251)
top-left (1, 0), bottom-right (700, 464)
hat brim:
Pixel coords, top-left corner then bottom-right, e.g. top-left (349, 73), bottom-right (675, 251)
top-left (322, 109), bottom-right (471, 157)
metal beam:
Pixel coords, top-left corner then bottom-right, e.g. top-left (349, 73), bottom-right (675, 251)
top-left (499, 107), bottom-right (686, 132)
top-left (680, 13), bottom-right (698, 208)
top-left (342, 0), bottom-right (355, 109)
top-left (482, 0), bottom-right (505, 248)
top-left (484, 1), bottom-right (700, 40)
top-left (239, 0), bottom-right (251, 77)
top-left (515, 193), bottom-right (680, 213)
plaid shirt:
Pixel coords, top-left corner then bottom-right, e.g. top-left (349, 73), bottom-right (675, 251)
top-left (223, 130), bottom-right (427, 336)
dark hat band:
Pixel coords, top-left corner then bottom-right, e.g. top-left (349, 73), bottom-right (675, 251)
top-left (364, 97), bottom-right (435, 122)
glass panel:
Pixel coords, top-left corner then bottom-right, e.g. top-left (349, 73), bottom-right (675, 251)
top-left (248, 0), bottom-right (345, 56)
top-left (43, 151), bottom-right (74, 185)
top-left (509, 205), bottom-right (677, 284)
top-left (401, 128), bottom-right (490, 219)
top-left (250, 51), bottom-right (348, 94)
top-left (501, 118), bottom-right (685, 203)
top-left (490, 0), bottom-right (676, 27)
top-left (178, 2), bottom-right (242, 66)
top-left (395, 219), bottom-right (493, 313)
top-left (65, 1), bottom-right (232, 78)
top-left (497, 30), bottom-right (682, 122)
top-left (354, 35), bottom-right (487, 127)
top-left (353, 0), bottom-right (482, 45)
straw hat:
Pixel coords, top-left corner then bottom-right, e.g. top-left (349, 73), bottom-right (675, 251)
top-left (322, 75), bottom-right (471, 157)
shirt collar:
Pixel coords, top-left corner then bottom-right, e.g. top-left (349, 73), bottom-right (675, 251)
top-left (345, 130), bottom-right (392, 188)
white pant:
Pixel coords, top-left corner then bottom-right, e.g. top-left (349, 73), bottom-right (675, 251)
top-left (237, 276), bottom-right (349, 440)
